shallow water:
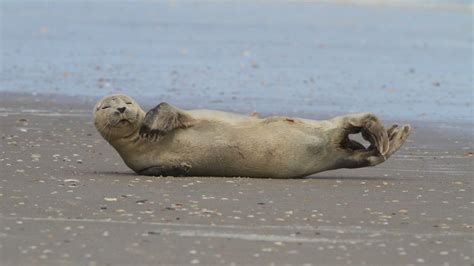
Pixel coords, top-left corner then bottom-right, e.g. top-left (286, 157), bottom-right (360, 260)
top-left (0, 1), bottom-right (472, 122)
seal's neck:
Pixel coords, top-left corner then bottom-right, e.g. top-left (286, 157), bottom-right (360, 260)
top-left (108, 123), bottom-right (140, 146)
top-left (107, 127), bottom-right (141, 160)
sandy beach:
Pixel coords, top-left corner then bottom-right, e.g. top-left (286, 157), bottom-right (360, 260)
top-left (1, 92), bottom-right (473, 265)
top-left (1, 1), bottom-right (473, 265)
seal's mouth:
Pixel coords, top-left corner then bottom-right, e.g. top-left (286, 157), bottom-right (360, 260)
top-left (117, 119), bottom-right (130, 125)
top-left (106, 110), bottom-right (139, 128)
top-left (109, 118), bottom-right (131, 127)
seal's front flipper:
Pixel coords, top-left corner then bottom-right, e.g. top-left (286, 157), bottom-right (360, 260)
top-left (138, 162), bottom-right (192, 177)
top-left (139, 102), bottom-right (194, 141)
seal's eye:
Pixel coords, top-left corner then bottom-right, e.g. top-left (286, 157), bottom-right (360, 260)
top-left (101, 106), bottom-right (111, 110)
top-left (126, 102), bottom-right (132, 105)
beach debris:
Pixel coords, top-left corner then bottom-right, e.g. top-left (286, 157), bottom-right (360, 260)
top-left (135, 199), bottom-right (148, 204)
top-left (104, 197), bottom-right (117, 202)
top-left (39, 26), bottom-right (49, 34)
top-left (31, 154), bottom-right (41, 161)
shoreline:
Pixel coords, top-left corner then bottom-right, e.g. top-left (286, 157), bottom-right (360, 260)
top-left (2, 91), bottom-right (473, 129)
top-left (2, 1), bottom-right (472, 124)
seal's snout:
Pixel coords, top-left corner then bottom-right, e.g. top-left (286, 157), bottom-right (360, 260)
top-left (117, 107), bottom-right (126, 113)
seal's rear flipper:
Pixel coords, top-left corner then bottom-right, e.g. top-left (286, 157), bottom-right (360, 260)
top-left (347, 124), bottom-right (411, 168)
top-left (334, 113), bottom-right (411, 169)
top-left (139, 102), bottom-right (194, 141)
top-left (335, 113), bottom-right (389, 156)
top-left (385, 124), bottom-right (411, 158)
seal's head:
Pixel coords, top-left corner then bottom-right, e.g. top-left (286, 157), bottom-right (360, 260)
top-left (93, 94), bottom-right (145, 141)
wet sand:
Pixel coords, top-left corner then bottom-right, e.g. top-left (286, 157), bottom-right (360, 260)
top-left (0, 92), bottom-right (472, 265)
top-left (1, 1), bottom-right (472, 122)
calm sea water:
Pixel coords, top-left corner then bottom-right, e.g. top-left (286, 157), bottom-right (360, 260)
top-left (1, 1), bottom-right (472, 122)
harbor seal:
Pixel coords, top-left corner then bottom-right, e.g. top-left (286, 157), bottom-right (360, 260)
top-left (93, 94), bottom-right (411, 178)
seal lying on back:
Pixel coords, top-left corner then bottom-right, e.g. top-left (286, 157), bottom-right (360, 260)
top-left (93, 94), bottom-right (410, 178)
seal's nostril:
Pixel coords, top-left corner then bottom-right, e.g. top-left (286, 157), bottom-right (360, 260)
top-left (117, 107), bottom-right (126, 113)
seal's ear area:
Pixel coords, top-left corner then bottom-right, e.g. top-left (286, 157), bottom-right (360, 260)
top-left (139, 102), bottom-right (193, 141)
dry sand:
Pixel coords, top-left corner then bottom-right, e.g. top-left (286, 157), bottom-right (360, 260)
top-left (0, 92), bottom-right (472, 265)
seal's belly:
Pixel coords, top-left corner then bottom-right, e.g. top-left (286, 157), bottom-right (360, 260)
top-left (150, 122), bottom-right (329, 178)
